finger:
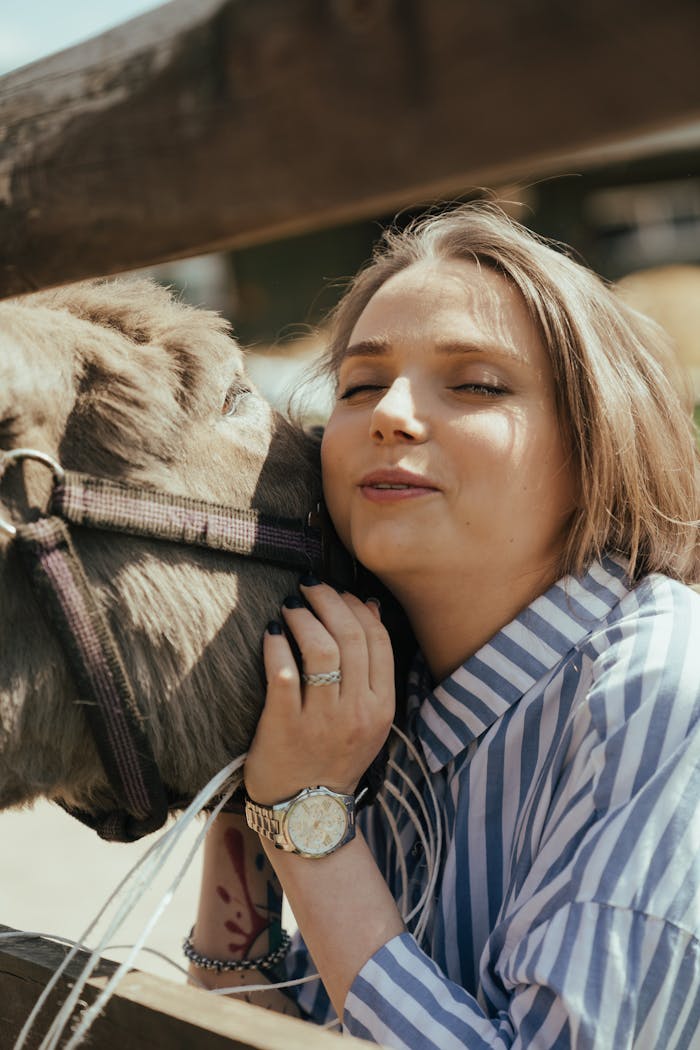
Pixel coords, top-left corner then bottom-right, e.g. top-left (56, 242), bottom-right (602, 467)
top-left (280, 596), bottom-right (342, 698)
top-left (262, 621), bottom-right (303, 716)
top-left (339, 593), bottom-right (395, 704)
top-left (297, 583), bottom-right (369, 694)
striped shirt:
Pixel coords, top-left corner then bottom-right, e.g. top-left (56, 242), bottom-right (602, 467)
top-left (284, 556), bottom-right (700, 1048)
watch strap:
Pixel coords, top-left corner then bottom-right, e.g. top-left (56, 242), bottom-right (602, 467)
top-left (245, 786), bottom-right (357, 856)
top-left (244, 797), bottom-right (284, 844)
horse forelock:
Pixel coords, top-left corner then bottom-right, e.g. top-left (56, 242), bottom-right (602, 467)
top-left (11, 278), bottom-right (246, 479)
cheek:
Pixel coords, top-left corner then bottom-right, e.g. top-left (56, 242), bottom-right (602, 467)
top-left (514, 418), bottom-right (577, 515)
top-left (451, 413), bottom-right (517, 469)
top-left (320, 419), bottom-right (352, 536)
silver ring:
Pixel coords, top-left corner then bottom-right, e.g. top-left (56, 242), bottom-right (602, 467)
top-left (301, 670), bottom-right (342, 687)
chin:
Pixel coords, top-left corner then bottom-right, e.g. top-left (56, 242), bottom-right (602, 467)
top-left (354, 537), bottom-right (423, 581)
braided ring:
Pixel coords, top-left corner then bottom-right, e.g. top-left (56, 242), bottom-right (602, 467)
top-left (301, 669), bottom-right (342, 686)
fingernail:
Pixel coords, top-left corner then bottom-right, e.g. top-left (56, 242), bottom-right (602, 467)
top-left (366, 597), bottom-right (382, 614)
top-left (283, 595), bottom-right (305, 609)
top-left (267, 620), bottom-right (283, 635)
top-left (299, 573), bottom-right (321, 587)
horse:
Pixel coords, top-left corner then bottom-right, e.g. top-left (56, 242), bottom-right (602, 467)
top-left (0, 276), bottom-right (326, 837)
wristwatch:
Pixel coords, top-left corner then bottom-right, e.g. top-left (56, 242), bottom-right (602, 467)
top-left (245, 785), bottom-right (356, 859)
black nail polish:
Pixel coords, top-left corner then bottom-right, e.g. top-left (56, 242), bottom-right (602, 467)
top-left (366, 597), bottom-right (382, 612)
top-left (283, 595), bottom-right (305, 609)
top-left (299, 573), bottom-right (321, 587)
top-left (267, 620), bottom-right (283, 635)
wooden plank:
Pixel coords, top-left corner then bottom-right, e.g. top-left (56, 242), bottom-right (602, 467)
top-left (0, 926), bottom-right (117, 1050)
top-left (1, 0), bottom-right (700, 296)
top-left (0, 925), bottom-right (372, 1049)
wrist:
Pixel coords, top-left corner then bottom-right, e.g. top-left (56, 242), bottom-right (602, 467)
top-left (184, 923), bottom-right (291, 974)
top-left (245, 785), bottom-right (358, 859)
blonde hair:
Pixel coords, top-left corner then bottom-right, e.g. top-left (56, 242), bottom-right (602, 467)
top-left (320, 204), bottom-right (700, 584)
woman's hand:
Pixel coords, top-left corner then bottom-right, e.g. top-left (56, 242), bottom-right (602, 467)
top-left (244, 579), bottom-right (395, 806)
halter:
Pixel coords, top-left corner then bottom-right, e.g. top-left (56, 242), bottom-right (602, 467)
top-left (0, 448), bottom-right (326, 841)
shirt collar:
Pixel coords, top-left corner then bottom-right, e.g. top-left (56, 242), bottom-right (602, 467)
top-left (414, 555), bottom-right (632, 772)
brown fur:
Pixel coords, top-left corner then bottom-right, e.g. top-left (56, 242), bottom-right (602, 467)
top-left (0, 278), bottom-right (322, 815)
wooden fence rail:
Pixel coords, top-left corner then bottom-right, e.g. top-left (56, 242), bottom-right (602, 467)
top-left (0, 925), bottom-right (373, 1050)
top-left (1, 0), bottom-right (700, 297)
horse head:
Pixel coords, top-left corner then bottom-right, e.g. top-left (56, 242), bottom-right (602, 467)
top-left (0, 278), bottom-right (323, 829)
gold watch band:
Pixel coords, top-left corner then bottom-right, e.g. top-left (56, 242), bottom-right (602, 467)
top-left (244, 798), bottom-right (282, 843)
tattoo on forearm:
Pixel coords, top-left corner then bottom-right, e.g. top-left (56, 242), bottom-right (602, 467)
top-left (217, 827), bottom-right (283, 955)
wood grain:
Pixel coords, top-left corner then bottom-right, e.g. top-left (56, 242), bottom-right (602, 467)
top-left (0, 924), bottom-right (370, 1049)
top-left (1, 0), bottom-right (700, 295)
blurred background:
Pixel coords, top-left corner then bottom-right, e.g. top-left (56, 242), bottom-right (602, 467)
top-left (1, 0), bottom-right (699, 988)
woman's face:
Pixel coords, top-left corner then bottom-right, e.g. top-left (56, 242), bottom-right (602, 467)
top-left (321, 258), bottom-right (577, 596)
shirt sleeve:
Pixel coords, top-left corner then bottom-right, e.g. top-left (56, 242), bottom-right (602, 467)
top-left (346, 913), bottom-right (700, 1048)
top-left (345, 580), bottom-right (700, 1048)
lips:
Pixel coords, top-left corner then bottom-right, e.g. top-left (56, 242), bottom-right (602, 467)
top-left (359, 468), bottom-right (440, 502)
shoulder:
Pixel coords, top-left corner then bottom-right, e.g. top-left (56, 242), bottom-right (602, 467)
top-left (582, 571), bottom-right (699, 685)
top-left (592, 569), bottom-right (699, 631)
top-left (573, 572), bottom-right (700, 768)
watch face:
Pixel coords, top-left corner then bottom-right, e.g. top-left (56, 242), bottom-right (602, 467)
top-left (287, 792), bottom-right (348, 856)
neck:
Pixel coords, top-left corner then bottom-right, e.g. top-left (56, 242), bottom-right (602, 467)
top-left (389, 562), bottom-right (561, 684)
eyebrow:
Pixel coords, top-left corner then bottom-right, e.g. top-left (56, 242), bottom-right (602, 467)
top-left (342, 337), bottom-right (521, 361)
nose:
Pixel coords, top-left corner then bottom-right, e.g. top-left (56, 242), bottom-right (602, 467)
top-left (370, 378), bottom-right (428, 444)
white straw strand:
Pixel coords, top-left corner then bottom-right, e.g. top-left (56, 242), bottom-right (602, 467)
top-left (381, 781), bottom-right (434, 931)
top-left (385, 758), bottom-right (437, 881)
top-left (387, 757), bottom-right (437, 863)
top-left (14, 757), bottom-right (243, 1050)
top-left (390, 721), bottom-right (443, 872)
top-left (15, 718), bottom-right (443, 1048)
top-left (375, 793), bottom-right (409, 910)
top-left (210, 972), bottom-right (322, 996)
top-left (386, 723), bottom-right (443, 942)
top-left (61, 780), bottom-right (238, 1050)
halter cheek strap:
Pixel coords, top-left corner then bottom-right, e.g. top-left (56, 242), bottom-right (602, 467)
top-left (15, 516), bottom-right (169, 841)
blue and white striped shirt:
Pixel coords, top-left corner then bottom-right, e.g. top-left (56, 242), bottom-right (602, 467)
top-left (285, 557), bottom-right (700, 1048)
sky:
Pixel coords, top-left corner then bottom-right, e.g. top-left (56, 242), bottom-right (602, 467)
top-left (0, 0), bottom-right (168, 74)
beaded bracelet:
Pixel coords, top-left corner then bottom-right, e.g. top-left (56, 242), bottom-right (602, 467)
top-left (183, 926), bottom-right (292, 973)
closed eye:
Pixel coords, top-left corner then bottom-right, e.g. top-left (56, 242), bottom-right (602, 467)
top-left (222, 381), bottom-right (251, 416)
top-left (453, 383), bottom-right (507, 397)
top-left (338, 383), bottom-right (385, 400)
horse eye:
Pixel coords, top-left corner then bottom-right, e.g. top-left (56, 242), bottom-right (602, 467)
top-left (222, 383), bottom-right (250, 417)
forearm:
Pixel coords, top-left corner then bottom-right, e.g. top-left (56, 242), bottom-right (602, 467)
top-left (235, 582), bottom-right (400, 1017)
top-left (261, 828), bottom-right (405, 1018)
top-left (190, 812), bottom-right (289, 999)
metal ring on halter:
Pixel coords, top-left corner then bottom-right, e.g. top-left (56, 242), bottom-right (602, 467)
top-left (0, 448), bottom-right (66, 538)
top-left (301, 669), bottom-right (342, 687)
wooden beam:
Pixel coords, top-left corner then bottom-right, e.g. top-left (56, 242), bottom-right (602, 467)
top-left (0, 925), bottom-right (369, 1049)
top-left (1, 0), bottom-right (700, 296)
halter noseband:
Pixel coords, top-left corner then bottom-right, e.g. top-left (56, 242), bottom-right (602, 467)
top-left (0, 448), bottom-right (326, 841)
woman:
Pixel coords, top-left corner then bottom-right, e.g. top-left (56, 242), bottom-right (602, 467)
top-left (187, 205), bottom-right (700, 1047)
